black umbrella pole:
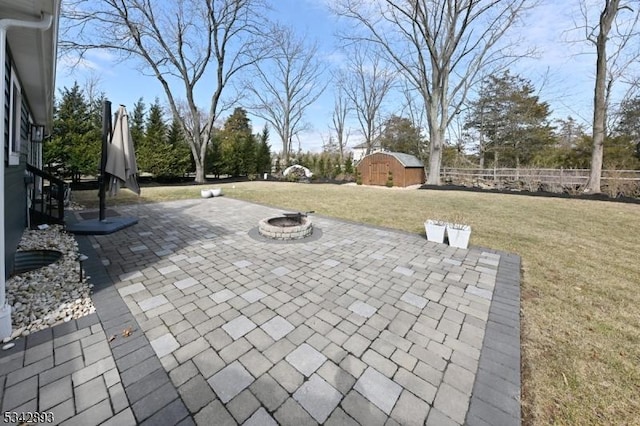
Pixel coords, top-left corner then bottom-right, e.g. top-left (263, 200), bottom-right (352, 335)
top-left (98, 100), bottom-right (111, 222)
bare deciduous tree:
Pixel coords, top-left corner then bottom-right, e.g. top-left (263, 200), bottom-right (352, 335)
top-left (60, 0), bottom-right (267, 183)
top-left (81, 72), bottom-right (105, 107)
top-left (398, 79), bottom-right (427, 159)
top-left (339, 46), bottom-right (394, 155)
top-left (330, 82), bottom-right (351, 163)
top-left (332, 0), bottom-right (533, 185)
top-left (578, 0), bottom-right (640, 192)
top-left (244, 25), bottom-right (326, 164)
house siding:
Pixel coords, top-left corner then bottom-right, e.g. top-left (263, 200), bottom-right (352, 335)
top-left (4, 44), bottom-right (29, 279)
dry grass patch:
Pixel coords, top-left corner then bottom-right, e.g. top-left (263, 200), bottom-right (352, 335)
top-left (73, 182), bottom-right (640, 425)
top-left (72, 185), bottom-right (204, 208)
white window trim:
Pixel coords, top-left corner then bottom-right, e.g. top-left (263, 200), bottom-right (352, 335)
top-left (8, 67), bottom-right (22, 166)
top-left (29, 115), bottom-right (42, 169)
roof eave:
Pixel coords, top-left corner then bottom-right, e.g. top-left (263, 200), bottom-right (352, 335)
top-left (2, 0), bottom-right (61, 132)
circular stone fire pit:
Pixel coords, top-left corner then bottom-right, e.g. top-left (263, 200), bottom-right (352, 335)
top-left (258, 214), bottom-right (313, 240)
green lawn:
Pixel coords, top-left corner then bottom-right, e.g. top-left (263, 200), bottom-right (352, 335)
top-left (73, 182), bottom-right (640, 425)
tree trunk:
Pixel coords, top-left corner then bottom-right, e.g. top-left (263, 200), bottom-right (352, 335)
top-left (427, 122), bottom-right (443, 185)
top-left (586, 0), bottom-right (619, 193)
top-left (194, 162), bottom-right (205, 183)
top-left (187, 132), bottom-right (207, 184)
top-left (427, 144), bottom-right (442, 185)
top-left (425, 85), bottom-right (441, 185)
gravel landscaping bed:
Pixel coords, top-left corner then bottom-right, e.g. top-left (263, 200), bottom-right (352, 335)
top-left (5, 225), bottom-right (95, 341)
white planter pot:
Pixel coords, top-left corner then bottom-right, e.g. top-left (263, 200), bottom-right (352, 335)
top-left (447, 224), bottom-right (471, 249)
top-left (210, 188), bottom-right (222, 197)
top-left (201, 189), bottom-right (212, 198)
top-left (424, 220), bottom-right (446, 243)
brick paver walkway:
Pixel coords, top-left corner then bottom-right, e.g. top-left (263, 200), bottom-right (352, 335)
top-left (0, 197), bottom-right (521, 425)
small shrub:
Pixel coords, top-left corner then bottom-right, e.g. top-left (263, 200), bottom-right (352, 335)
top-left (564, 184), bottom-right (584, 195)
top-left (603, 170), bottom-right (640, 198)
top-left (355, 168), bottom-right (362, 185)
top-left (386, 171), bottom-right (394, 187)
top-left (344, 156), bottom-right (354, 174)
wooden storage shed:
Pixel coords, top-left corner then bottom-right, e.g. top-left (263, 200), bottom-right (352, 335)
top-left (357, 152), bottom-right (425, 187)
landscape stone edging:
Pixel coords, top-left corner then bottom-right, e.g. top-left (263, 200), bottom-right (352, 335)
top-left (465, 249), bottom-right (522, 426)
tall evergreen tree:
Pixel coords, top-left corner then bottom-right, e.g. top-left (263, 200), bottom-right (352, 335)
top-left (137, 98), bottom-right (167, 174)
top-left (615, 96), bottom-right (640, 160)
top-left (145, 100), bottom-right (167, 145)
top-left (255, 124), bottom-right (272, 175)
top-left (130, 98), bottom-right (145, 149)
top-left (46, 82), bottom-right (100, 182)
top-left (219, 108), bottom-right (254, 176)
top-left (166, 116), bottom-right (193, 176)
top-left (465, 71), bottom-right (554, 167)
top-left (377, 115), bottom-right (425, 158)
top-left (206, 130), bottom-right (223, 178)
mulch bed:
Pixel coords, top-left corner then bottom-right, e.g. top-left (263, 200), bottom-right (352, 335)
top-left (419, 184), bottom-right (640, 205)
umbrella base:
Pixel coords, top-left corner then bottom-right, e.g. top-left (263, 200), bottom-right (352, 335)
top-left (66, 217), bottom-right (138, 235)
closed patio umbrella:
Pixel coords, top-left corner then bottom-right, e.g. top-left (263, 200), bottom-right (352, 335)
top-left (105, 105), bottom-right (140, 196)
top-left (67, 101), bottom-right (139, 235)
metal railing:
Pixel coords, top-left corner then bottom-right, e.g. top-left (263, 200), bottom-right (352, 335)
top-left (26, 164), bottom-right (66, 226)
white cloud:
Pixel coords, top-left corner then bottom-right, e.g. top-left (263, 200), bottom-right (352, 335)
top-left (86, 49), bottom-right (117, 62)
top-left (57, 53), bottom-right (100, 74)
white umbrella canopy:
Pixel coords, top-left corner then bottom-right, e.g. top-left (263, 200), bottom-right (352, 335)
top-left (105, 105), bottom-right (140, 196)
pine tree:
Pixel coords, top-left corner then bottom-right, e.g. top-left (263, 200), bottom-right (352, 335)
top-left (130, 98), bottom-right (145, 149)
top-left (615, 96), bottom-right (640, 160)
top-left (255, 125), bottom-right (272, 174)
top-left (166, 116), bottom-right (192, 177)
top-left (219, 108), bottom-right (255, 176)
top-left (46, 82), bottom-right (100, 182)
top-left (343, 154), bottom-right (354, 175)
top-left (137, 98), bottom-right (167, 174)
top-left (206, 129), bottom-right (223, 178)
top-left (378, 115), bottom-right (425, 157)
top-left (465, 71), bottom-right (554, 168)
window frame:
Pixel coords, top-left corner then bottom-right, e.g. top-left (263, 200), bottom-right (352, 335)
top-left (8, 67), bottom-right (22, 166)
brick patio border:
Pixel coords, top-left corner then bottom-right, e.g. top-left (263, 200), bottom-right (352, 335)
top-left (466, 250), bottom-right (521, 426)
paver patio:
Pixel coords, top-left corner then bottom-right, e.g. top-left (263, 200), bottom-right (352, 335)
top-left (0, 197), bottom-right (521, 425)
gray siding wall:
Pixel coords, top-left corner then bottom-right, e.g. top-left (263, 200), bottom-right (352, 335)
top-left (4, 44), bottom-right (29, 279)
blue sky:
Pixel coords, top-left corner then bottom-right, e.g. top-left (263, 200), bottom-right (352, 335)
top-left (56, 0), bottom-right (635, 153)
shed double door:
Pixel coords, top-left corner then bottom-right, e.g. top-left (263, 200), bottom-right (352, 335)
top-left (369, 162), bottom-right (389, 185)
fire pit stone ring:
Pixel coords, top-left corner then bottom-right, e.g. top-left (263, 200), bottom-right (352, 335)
top-left (258, 213), bottom-right (314, 240)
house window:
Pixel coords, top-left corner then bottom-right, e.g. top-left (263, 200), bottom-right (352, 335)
top-left (8, 69), bottom-right (22, 165)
